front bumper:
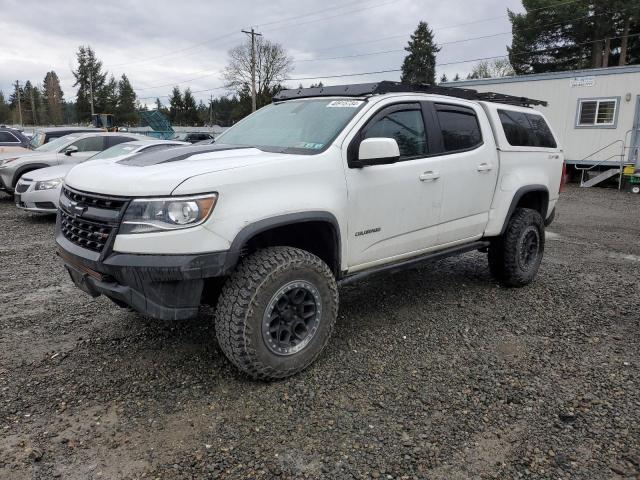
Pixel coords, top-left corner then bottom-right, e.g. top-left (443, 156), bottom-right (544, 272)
top-left (56, 228), bottom-right (232, 320)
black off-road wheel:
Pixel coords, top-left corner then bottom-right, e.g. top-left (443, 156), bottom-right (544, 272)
top-left (488, 208), bottom-right (545, 287)
top-left (214, 246), bottom-right (338, 380)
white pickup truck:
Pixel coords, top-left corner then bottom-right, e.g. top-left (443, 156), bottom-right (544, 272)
top-left (56, 82), bottom-right (565, 380)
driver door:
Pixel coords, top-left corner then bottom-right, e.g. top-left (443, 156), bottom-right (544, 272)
top-left (58, 136), bottom-right (106, 165)
top-left (344, 102), bottom-right (445, 271)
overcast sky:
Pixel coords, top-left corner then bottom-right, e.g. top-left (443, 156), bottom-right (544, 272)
top-left (0, 0), bottom-right (524, 106)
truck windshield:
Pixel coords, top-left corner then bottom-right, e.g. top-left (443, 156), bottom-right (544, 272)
top-left (215, 99), bottom-right (365, 154)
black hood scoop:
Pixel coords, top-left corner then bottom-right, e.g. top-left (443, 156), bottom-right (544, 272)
top-left (118, 144), bottom-right (249, 167)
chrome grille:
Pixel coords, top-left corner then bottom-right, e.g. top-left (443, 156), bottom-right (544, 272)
top-left (59, 187), bottom-right (129, 253)
top-left (59, 210), bottom-right (112, 252)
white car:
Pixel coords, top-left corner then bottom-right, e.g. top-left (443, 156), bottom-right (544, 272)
top-left (0, 132), bottom-right (149, 194)
top-left (57, 82), bottom-right (565, 380)
top-left (15, 140), bottom-right (188, 213)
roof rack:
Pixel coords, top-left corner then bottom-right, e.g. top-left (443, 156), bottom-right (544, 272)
top-left (273, 80), bottom-right (547, 107)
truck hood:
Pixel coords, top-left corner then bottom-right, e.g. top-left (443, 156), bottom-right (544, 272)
top-left (64, 145), bottom-right (286, 196)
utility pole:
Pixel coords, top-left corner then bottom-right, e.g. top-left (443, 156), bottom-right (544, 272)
top-left (241, 28), bottom-right (262, 112)
top-left (14, 81), bottom-right (23, 126)
top-left (30, 88), bottom-right (37, 125)
top-left (209, 94), bottom-right (214, 126)
top-left (89, 70), bottom-right (95, 116)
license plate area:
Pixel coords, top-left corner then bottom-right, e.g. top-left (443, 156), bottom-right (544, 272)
top-left (65, 265), bottom-right (100, 297)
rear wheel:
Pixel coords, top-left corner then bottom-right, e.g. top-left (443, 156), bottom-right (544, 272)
top-left (488, 208), bottom-right (545, 287)
top-left (631, 185), bottom-right (640, 194)
top-left (214, 246), bottom-right (338, 380)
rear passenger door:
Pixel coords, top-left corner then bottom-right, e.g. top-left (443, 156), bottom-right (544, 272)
top-left (431, 102), bottom-right (499, 244)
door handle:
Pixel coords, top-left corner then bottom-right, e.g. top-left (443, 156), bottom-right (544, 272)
top-left (477, 163), bottom-right (493, 172)
top-left (419, 171), bottom-right (440, 181)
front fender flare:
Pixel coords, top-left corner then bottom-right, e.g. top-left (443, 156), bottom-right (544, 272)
top-left (222, 211), bottom-right (342, 274)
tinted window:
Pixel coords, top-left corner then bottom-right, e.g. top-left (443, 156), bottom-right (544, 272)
top-left (364, 108), bottom-right (427, 158)
top-left (526, 114), bottom-right (556, 148)
top-left (498, 110), bottom-right (556, 148)
top-left (498, 110), bottom-right (537, 147)
top-left (70, 136), bottom-right (105, 152)
top-left (0, 131), bottom-right (19, 143)
top-left (435, 105), bottom-right (482, 152)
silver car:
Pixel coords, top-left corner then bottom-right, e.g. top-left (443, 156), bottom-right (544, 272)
top-left (15, 140), bottom-right (188, 214)
top-left (0, 132), bottom-right (149, 194)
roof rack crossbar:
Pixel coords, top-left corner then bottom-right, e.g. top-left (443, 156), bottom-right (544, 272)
top-left (273, 81), bottom-right (547, 107)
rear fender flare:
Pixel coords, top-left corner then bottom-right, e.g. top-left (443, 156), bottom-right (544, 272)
top-left (499, 185), bottom-right (549, 236)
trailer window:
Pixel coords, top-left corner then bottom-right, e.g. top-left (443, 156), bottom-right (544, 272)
top-left (576, 98), bottom-right (617, 127)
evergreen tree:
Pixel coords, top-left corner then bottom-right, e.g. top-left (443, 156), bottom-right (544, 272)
top-left (43, 71), bottom-right (64, 125)
top-left (508, 0), bottom-right (640, 74)
top-left (439, 73), bottom-right (448, 83)
top-left (0, 91), bottom-right (10, 124)
top-left (9, 82), bottom-right (25, 124)
top-left (183, 88), bottom-right (198, 125)
top-left (401, 21), bottom-right (440, 85)
top-left (453, 73), bottom-right (460, 81)
top-left (117, 74), bottom-right (137, 125)
top-left (72, 45), bottom-right (107, 121)
top-left (22, 81), bottom-right (41, 125)
top-left (168, 86), bottom-right (183, 125)
top-left (101, 75), bottom-right (119, 114)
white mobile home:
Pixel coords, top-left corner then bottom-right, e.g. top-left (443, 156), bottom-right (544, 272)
top-left (449, 66), bottom-right (640, 184)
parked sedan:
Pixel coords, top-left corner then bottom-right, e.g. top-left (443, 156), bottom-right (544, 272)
top-left (15, 140), bottom-right (188, 214)
top-left (0, 132), bottom-right (148, 194)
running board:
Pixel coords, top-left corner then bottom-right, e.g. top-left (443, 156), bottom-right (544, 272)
top-left (338, 240), bottom-right (490, 286)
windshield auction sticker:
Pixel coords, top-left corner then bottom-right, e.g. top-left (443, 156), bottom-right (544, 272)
top-left (326, 100), bottom-right (364, 108)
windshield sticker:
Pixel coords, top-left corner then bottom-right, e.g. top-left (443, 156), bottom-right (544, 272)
top-left (294, 142), bottom-right (324, 149)
top-left (327, 100), bottom-right (363, 108)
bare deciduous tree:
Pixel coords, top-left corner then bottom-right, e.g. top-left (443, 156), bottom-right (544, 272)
top-left (222, 38), bottom-right (293, 96)
top-left (468, 58), bottom-right (515, 79)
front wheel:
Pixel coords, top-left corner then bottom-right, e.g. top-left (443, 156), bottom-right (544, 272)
top-left (631, 185), bottom-right (640, 194)
top-left (488, 208), bottom-right (545, 287)
top-left (214, 247), bottom-right (338, 380)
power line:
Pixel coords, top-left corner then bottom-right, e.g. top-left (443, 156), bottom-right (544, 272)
top-left (108, 0), bottom-right (385, 69)
top-left (134, 4), bottom-right (624, 94)
top-left (255, 0), bottom-right (367, 28)
top-left (286, 32), bottom-right (640, 83)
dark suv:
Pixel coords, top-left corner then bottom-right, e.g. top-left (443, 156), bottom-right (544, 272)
top-left (0, 127), bottom-right (31, 154)
top-left (173, 132), bottom-right (215, 143)
top-left (28, 127), bottom-right (101, 150)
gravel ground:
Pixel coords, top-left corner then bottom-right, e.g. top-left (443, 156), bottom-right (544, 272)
top-left (1, 185), bottom-right (639, 480)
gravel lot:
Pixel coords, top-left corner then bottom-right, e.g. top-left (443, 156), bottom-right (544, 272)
top-left (1, 185), bottom-right (639, 480)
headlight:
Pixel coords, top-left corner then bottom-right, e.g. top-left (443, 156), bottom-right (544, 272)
top-left (35, 178), bottom-right (63, 191)
top-left (120, 193), bottom-right (218, 234)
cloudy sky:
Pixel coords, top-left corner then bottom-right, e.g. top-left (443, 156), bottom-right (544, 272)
top-left (0, 0), bottom-right (524, 106)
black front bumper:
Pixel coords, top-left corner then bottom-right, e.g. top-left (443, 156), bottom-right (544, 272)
top-left (57, 230), bottom-right (232, 321)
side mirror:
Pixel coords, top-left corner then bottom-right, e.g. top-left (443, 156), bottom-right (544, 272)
top-left (64, 145), bottom-right (79, 156)
top-left (353, 137), bottom-right (400, 168)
